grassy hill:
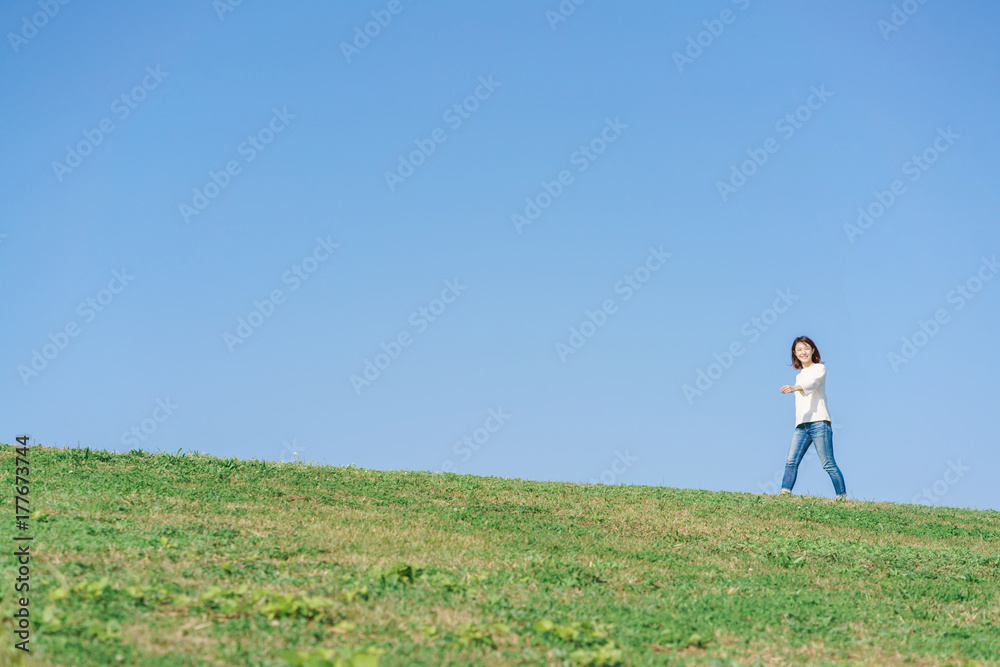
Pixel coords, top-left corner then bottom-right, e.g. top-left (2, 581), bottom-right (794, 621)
top-left (2, 445), bottom-right (998, 666)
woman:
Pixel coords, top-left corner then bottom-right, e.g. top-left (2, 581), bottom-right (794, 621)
top-left (778, 336), bottom-right (847, 500)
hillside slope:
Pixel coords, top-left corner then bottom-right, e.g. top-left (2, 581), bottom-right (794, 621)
top-left (2, 445), bottom-right (998, 666)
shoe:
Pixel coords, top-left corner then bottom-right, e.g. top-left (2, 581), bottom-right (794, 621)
top-left (835, 494), bottom-right (847, 500)
top-left (779, 489), bottom-right (791, 496)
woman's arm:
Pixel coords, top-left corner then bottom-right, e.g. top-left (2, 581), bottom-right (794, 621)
top-left (780, 366), bottom-right (825, 394)
top-left (796, 365), bottom-right (825, 395)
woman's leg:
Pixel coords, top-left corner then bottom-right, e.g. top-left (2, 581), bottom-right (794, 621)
top-left (811, 421), bottom-right (847, 497)
top-left (780, 425), bottom-right (812, 493)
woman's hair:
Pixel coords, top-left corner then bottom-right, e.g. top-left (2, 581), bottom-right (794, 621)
top-left (790, 336), bottom-right (822, 369)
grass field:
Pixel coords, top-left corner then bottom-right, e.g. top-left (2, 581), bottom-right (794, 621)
top-left (2, 445), bottom-right (998, 666)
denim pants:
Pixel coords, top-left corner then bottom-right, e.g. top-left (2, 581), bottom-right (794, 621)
top-left (781, 420), bottom-right (846, 496)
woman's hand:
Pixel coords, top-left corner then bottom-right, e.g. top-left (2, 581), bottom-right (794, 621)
top-left (780, 385), bottom-right (801, 394)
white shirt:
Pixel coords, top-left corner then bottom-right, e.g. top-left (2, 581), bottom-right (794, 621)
top-left (794, 363), bottom-right (831, 426)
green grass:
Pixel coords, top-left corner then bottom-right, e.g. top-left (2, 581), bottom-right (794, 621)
top-left (2, 445), bottom-right (998, 666)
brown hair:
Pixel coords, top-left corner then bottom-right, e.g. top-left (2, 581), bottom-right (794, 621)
top-left (790, 336), bottom-right (822, 369)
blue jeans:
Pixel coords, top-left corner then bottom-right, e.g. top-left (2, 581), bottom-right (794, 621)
top-left (781, 420), bottom-right (846, 496)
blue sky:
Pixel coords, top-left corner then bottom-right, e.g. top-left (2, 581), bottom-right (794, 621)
top-left (2, 0), bottom-right (997, 511)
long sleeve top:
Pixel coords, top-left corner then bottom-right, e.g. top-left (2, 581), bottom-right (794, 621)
top-left (794, 363), bottom-right (831, 427)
